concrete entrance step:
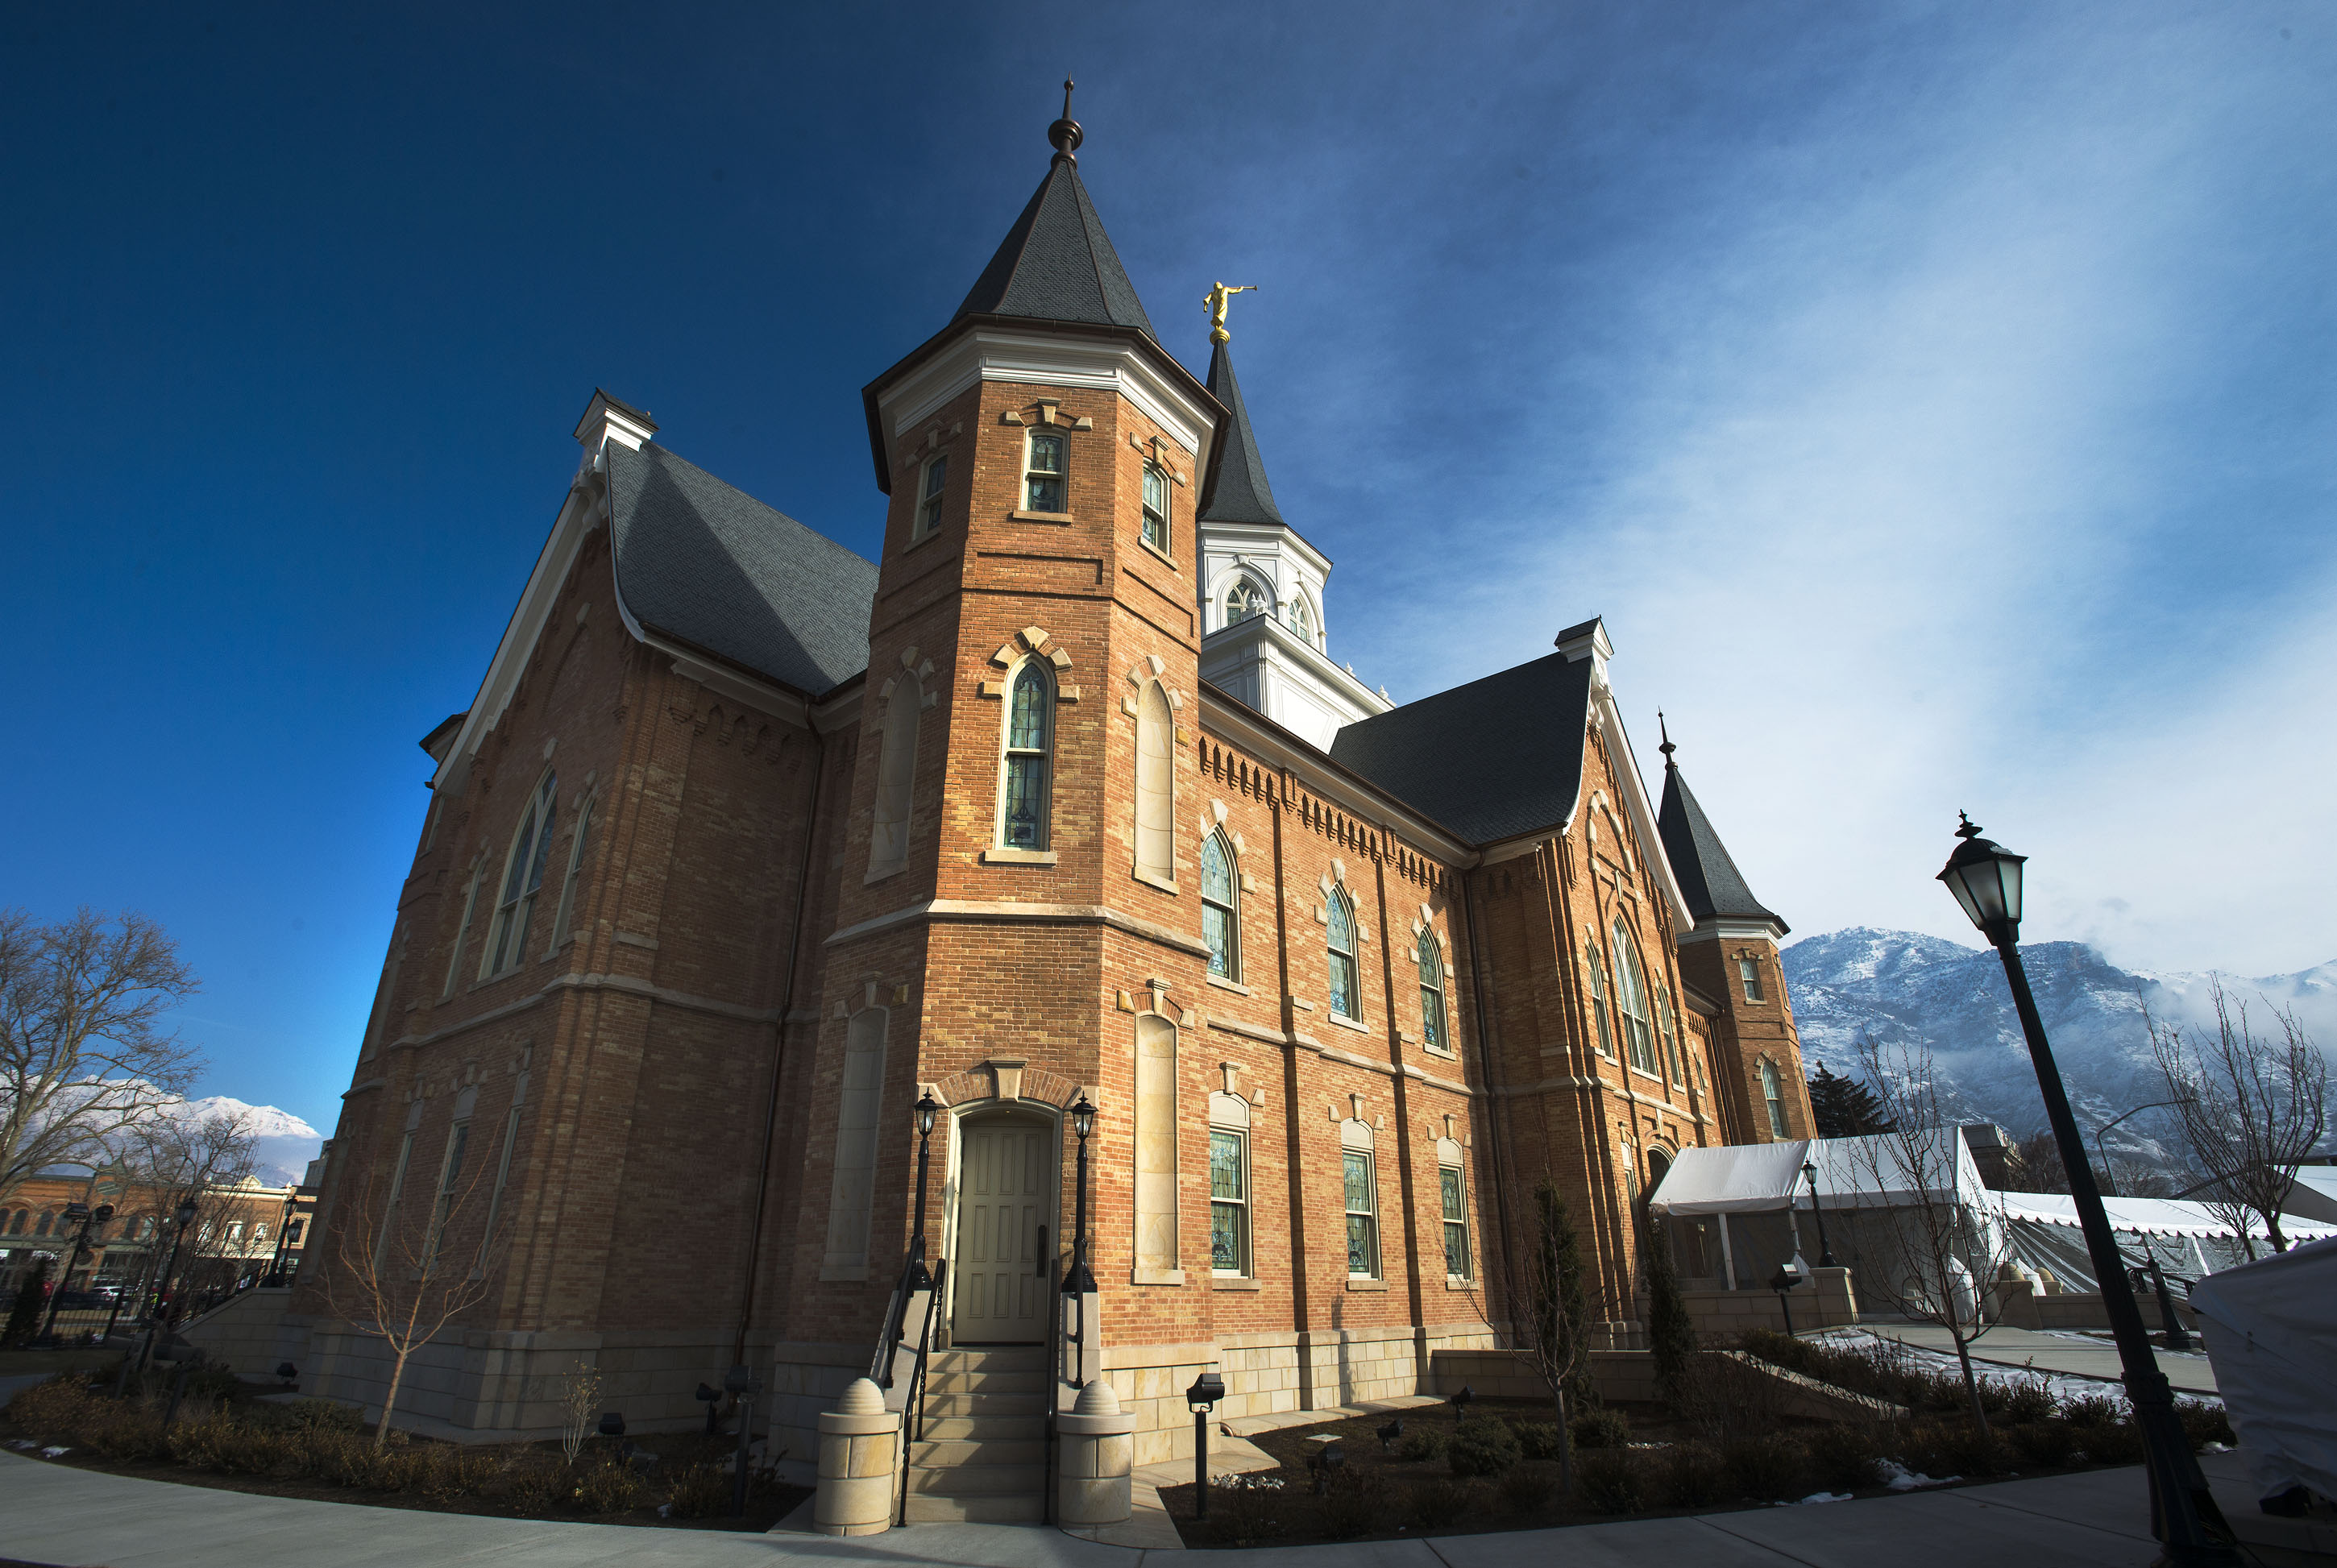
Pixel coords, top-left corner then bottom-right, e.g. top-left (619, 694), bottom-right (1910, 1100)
top-left (929, 1345), bottom-right (1045, 1371)
top-left (922, 1369), bottom-right (1047, 1395)
top-left (907, 1437), bottom-right (1044, 1466)
top-left (900, 1491), bottom-right (1044, 1524)
top-left (918, 1412), bottom-right (1044, 1441)
top-left (906, 1461), bottom-right (1044, 1496)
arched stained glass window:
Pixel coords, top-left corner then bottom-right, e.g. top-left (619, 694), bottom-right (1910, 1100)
top-left (1223, 577), bottom-right (1269, 628)
top-left (1418, 929), bottom-right (1447, 1052)
top-left (484, 771), bottom-right (558, 977)
top-left (1611, 919), bottom-right (1658, 1075)
top-left (1202, 831), bottom-right (1239, 981)
top-left (1327, 887), bottom-right (1359, 1021)
top-left (1286, 594), bottom-right (1316, 643)
top-left (1761, 1058), bottom-right (1790, 1138)
top-left (1002, 664), bottom-right (1052, 849)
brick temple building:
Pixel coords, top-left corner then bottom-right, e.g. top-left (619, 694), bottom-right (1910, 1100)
top-left (285, 103), bottom-right (1809, 1511)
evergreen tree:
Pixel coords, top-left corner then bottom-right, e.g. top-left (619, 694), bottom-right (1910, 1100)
top-left (1521, 1180), bottom-right (1595, 1497)
top-left (1807, 1062), bottom-right (1895, 1137)
top-left (3, 1256), bottom-right (52, 1346)
top-left (1642, 1216), bottom-right (1697, 1407)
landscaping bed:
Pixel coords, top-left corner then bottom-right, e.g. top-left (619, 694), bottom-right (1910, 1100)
top-left (0, 1369), bottom-right (807, 1531)
top-left (1157, 1340), bottom-right (2234, 1549)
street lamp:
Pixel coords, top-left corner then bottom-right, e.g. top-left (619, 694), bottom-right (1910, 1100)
top-left (40, 1202), bottom-right (113, 1343)
top-left (2092, 1100), bottom-right (2186, 1199)
top-left (724, 1364), bottom-right (762, 1517)
top-left (136, 1200), bottom-right (200, 1373)
top-left (909, 1089), bottom-right (941, 1291)
top-left (264, 1189), bottom-right (300, 1287)
top-left (1801, 1160), bottom-right (1838, 1268)
top-left (1065, 1093), bottom-right (1097, 1294)
top-left (1939, 815), bottom-right (2235, 1566)
top-left (1186, 1371), bottom-right (1225, 1517)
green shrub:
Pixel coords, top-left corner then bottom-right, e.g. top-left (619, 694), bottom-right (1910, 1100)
top-left (1939, 1425), bottom-right (2006, 1477)
top-left (1397, 1427), bottom-right (1449, 1462)
top-left (285, 1398), bottom-right (365, 1433)
top-left (181, 1363), bottom-right (242, 1404)
top-left (1498, 1462), bottom-right (1561, 1513)
top-left (2080, 1418), bottom-right (2144, 1466)
top-left (1571, 1407), bottom-right (1630, 1450)
top-left (1409, 1476), bottom-right (1475, 1530)
top-left (2004, 1378), bottom-right (2057, 1425)
top-left (2176, 1400), bottom-right (2233, 1450)
top-left (662, 1460), bottom-right (734, 1520)
top-left (500, 1455), bottom-right (574, 1513)
top-left (1658, 1442), bottom-right (1727, 1508)
top-left (1573, 1450), bottom-right (1648, 1513)
top-left (568, 1456), bottom-right (649, 1514)
top-left (1721, 1437), bottom-right (1805, 1500)
top-left (1511, 1421), bottom-right (1564, 1462)
top-left (1894, 1423), bottom-right (1957, 1479)
top-left (2061, 1393), bottom-right (2120, 1429)
top-left (1804, 1423), bottom-right (1887, 1491)
top-left (1447, 1418), bottom-right (1522, 1479)
top-left (1206, 1471), bottom-right (1289, 1547)
top-left (1314, 1474), bottom-right (1383, 1539)
top-left (2009, 1420), bottom-right (2078, 1468)
top-left (6, 1371), bottom-right (101, 1435)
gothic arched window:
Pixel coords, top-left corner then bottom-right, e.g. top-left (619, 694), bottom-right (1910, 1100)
top-left (1585, 935), bottom-right (1617, 1059)
top-left (1002, 663), bottom-right (1053, 850)
top-left (484, 770), bottom-right (558, 977)
top-left (1611, 919), bottom-right (1658, 1075)
top-left (1327, 887), bottom-right (1360, 1021)
top-left (1418, 928), bottom-right (1447, 1052)
top-left (1223, 576), bottom-right (1268, 628)
top-left (1202, 830), bottom-right (1239, 981)
top-left (1761, 1058), bottom-right (1790, 1138)
top-left (1286, 593), bottom-right (1317, 643)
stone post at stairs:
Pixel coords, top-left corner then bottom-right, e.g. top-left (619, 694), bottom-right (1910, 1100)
top-left (1056, 1378), bottom-right (1135, 1525)
top-left (815, 1377), bottom-right (900, 1537)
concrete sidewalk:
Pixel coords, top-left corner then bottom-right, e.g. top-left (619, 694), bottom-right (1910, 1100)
top-left (5, 1446), bottom-right (2302, 1568)
top-left (1858, 1323), bottom-right (2221, 1397)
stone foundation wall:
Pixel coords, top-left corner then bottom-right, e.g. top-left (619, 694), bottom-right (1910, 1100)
top-left (176, 1288), bottom-right (309, 1383)
top-left (1681, 1265), bottom-right (1856, 1342)
top-left (1428, 1348), bottom-right (1654, 1404)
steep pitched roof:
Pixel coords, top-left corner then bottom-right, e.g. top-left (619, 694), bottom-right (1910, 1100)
top-left (604, 441), bottom-right (878, 699)
top-left (1657, 749), bottom-right (1787, 931)
top-left (952, 156), bottom-right (1156, 338)
top-left (1197, 339), bottom-right (1283, 525)
top-left (1330, 653), bottom-right (1594, 844)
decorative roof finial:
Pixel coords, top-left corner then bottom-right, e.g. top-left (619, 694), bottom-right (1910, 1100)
top-left (1205, 281), bottom-right (1257, 345)
top-left (1955, 811), bottom-right (1982, 840)
top-left (1048, 78), bottom-right (1083, 165)
top-left (1657, 708), bottom-right (1675, 764)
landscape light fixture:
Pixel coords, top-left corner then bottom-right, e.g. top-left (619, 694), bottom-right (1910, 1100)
top-left (276, 1362), bottom-right (298, 1390)
top-left (1186, 1371), bottom-right (1226, 1517)
top-left (1939, 815), bottom-right (2235, 1566)
top-left (1769, 1263), bottom-right (1804, 1335)
top-left (695, 1382), bottom-right (722, 1435)
top-left (724, 1365), bottom-right (762, 1517)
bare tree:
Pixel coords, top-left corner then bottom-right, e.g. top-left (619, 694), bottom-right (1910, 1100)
top-left (118, 1105), bottom-right (260, 1319)
top-left (2150, 979), bottom-right (2329, 1255)
top-left (0, 908), bottom-right (202, 1208)
top-left (323, 1128), bottom-right (512, 1447)
top-left (1508, 1179), bottom-right (1595, 1497)
top-left (1852, 1035), bottom-right (2018, 1435)
top-left (2012, 1130), bottom-right (2069, 1193)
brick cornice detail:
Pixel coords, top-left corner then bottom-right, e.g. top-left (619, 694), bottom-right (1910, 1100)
top-left (824, 898), bottom-right (1210, 958)
top-left (383, 971), bottom-right (778, 1055)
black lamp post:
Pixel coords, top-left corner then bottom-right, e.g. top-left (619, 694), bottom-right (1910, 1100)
top-left (138, 1199), bottom-right (200, 1372)
top-left (724, 1363), bottom-right (762, 1516)
top-left (264, 1191), bottom-right (299, 1286)
top-left (1769, 1262), bottom-right (1804, 1334)
top-left (1186, 1371), bottom-right (1225, 1517)
top-left (1939, 815), bottom-right (2235, 1566)
top-left (40, 1202), bottom-right (113, 1343)
top-left (1065, 1093), bottom-right (1097, 1294)
top-left (1801, 1160), bottom-right (1838, 1268)
top-left (909, 1089), bottom-right (940, 1291)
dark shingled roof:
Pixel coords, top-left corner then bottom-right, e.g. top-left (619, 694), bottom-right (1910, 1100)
top-left (1197, 339), bottom-right (1283, 525)
top-left (1658, 752), bottom-right (1787, 931)
top-left (953, 156), bottom-right (1156, 338)
top-left (1330, 653), bottom-right (1595, 845)
top-left (604, 441), bottom-right (878, 699)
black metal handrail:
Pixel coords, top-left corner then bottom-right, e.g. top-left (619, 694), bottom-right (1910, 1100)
top-left (870, 1238), bottom-right (924, 1388)
top-left (1043, 1253), bottom-right (1064, 1525)
top-left (895, 1257), bottom-right (947, 1527)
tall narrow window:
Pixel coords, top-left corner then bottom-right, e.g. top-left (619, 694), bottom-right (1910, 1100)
top-left (1342, 1147), bottom-right (1380, 1278)
top-left (1223, 577), bottom-right (1268, 628)
top-left (1134, 683), bottom-right (1174, 884)
top-left (1585, 936), bottom-right (1617, 1058)
top-left (823, 1010), bottom-right (889, 1273)
top-left (1002, 664), bottom-right (1052, 850)
top-left (1441, 1161), bottom-right (1471, 1279)
top-left (1025, 432), bottom-right (1065, 512)
top-left (1141, 463), bottom-right (1168, 551)
top-left (426, 1117), bottom-right (470, 1266)
top-left (1133, 1014), bottom-right (1180, 1276)
top-left (1326, 888), bottom-right (1359, 1020)
top-left (1761, 1058), bottom-right (1789, 1138)
top-left (915, 453), bottom-right (948, 538)
top-left (375, 1127), bottom-right (416, 1271)
top-left (1210, 1129), bottom-right (1247, 1276)
top-left (1286, 594), bottom-right (1316, 643)
top-left (479, 1077), bottom-right (525, 1270)
top-left (443, 861), bottom-right (484, 998)
top-left (551, 796), bottom-right (593, 948)
top-left (1202, 831), bottom-right (1239, 980)
top-left (1612, 919), bottom-right (1658, 1074)
top-left (1738, 952), bottom-right (1765, 1003)
top-left (1658, 985), bottom-right (1683, 1082)
top-left (871, 673), bottom-right (922, 876)
top-left (1418, 929), bottom-right (1447, 1052)
top-left (484, 772), bottom-right (558, 977)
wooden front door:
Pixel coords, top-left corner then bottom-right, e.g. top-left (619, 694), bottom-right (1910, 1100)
top-left (951, 1117), bottom-right (1052, 1344)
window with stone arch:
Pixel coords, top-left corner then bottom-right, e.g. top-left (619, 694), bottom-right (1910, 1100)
top-left (1222, 574), bottom-right (1269, 629)
top-left (1610, 919), bottom-right (1658, 1075)
top-left (871, 670), bottom-right (924, 877)
top-left (1133, 682), bottom-right (1175, 886)
top-left (1760, 1056), bottom-right (1790, 1139)
top-left (1340, 1118), bottom-right (1380, 1278)
top-left (1202, 829), bottom-right (1239, 981)
top-left (1584, 932), bottom-right (1618, 1058)
top-left (1141, 462), bottom-right (1169, 552)
top-left (1285, 591), bottom-right (1318, 645)
top-left (1000, 662), bottom-right (1053, 850)
top-left (482, 769), bottom-right (558, 978)
top-left (1417, 927), bottom-right (1448, 1052)
top-left (1327, 886), bottom-right (1360, 1021)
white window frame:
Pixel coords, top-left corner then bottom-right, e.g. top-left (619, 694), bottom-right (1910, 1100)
top-left (1761, 1057), bottom-right (1790, 1138)
top-left (1738, 952), bottom-right (1765, 1003)
top-left (1327, 887), bottom-right (1360, 1021)
top-left (1285, 591), bottom-right (1318, 645)
top-left (915, 451), bottom-right (950, 540)
top-left (1341, 1138), bottom-right (1380, 1280)
top-left (1612, 919), bottom-right (1658, 1076)
top-left (1418, 928), bottom-right (1448, 1052)
top-left (1222, 574), bottom-right (1271, 629)
top-left (1209, 1126), bottom-right (1249, 1277)
top-left (1202, 829), bottom-right (1239, 981)
top-left (1140, 462), bottom-right (1169, 552)
top-left (1440, 1156), bottom-right (1471, 1281)
top-left (998, 659), bottom-right (1054, 851)
top-left (482, 770), bottom-right (559, 979)
top-left (1023, 430), bottom-right (1066, 512)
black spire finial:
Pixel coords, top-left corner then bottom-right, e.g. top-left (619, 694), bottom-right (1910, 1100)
top-left (1955, 811), bottom-right (1982, 840)
top-left (1048, 78), bottom-right (1083, 165)
top-left (1658, 709), bottom-right (1676, 764)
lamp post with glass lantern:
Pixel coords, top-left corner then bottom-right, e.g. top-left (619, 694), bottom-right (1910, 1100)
top-left (1800, 1160), bottom-right (1838, 1268)
top-left (1937, 814), bottom-right (2235, 1566)
top-left (910, 1090), bottom-right (940, 1292)
top-left (1065, 1093), bottom-right (1097, 1292)
top-left (39, 1202), bottom-right (114, 1342)
top-left (136, 1199), bottom-right (200, 1372)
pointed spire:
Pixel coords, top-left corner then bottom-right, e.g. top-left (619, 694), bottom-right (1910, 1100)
top-left (1197, 333), bottom-right (1284, 526)
top-left (1654, 724), bottom-right (1787, 933)
top-left (949, 86), bottom-right (1155, 338)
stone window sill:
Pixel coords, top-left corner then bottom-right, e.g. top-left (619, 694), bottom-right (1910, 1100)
top-left (982, 848), bottom-right (1058, 866)
top-left (1211, 1276), bottom-right (1261, 1292)
top-left (1206, 974), bottom-right (1250, 996)
top-left (905, 525), bottom-right (944, 552)
top-left (1131, 1267), bottom-right (1187, 1287)
top-left (1446, 1276), bottom-right (1475, 1290)
top-left (819, 1263), bottom-right (870, 1282)
top-left (1423, 1044), bottom-right (1459, 1062)
top-left (1345, 1278), bottom-right (1388, 1292)
top-left (1137, 535), bottom-right (1180, 571)
top-left (1328, 1013), bottom-right (1372, 1035)
top-left (1011, 508), bottom-right (1075, 525)
top-left (864, 863), bottom-right (909, 886)
top-left (1628, 1064), bottom-right (1667, 1085)
top-left (1131, 868), bottom-right (1177, 895)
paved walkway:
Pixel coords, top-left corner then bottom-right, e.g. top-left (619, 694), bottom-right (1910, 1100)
top-left (1, 1446), bottom-right (2297, 1568)
top-left (1858, 1324), bottom-right (2221, 1397)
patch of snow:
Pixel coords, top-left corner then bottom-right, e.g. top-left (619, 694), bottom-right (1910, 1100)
top-left (1879, 1460), bottom-right (1960, 1491)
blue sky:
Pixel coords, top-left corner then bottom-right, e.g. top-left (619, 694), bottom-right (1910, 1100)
top-left (6, 2), bottom-right (2332, 1139)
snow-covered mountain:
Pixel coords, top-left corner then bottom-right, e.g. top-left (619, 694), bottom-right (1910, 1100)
top-left (157, 1095), bottom-right (324, 1187)
top-left (1781, 927), bottom-right (2337, 1172)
